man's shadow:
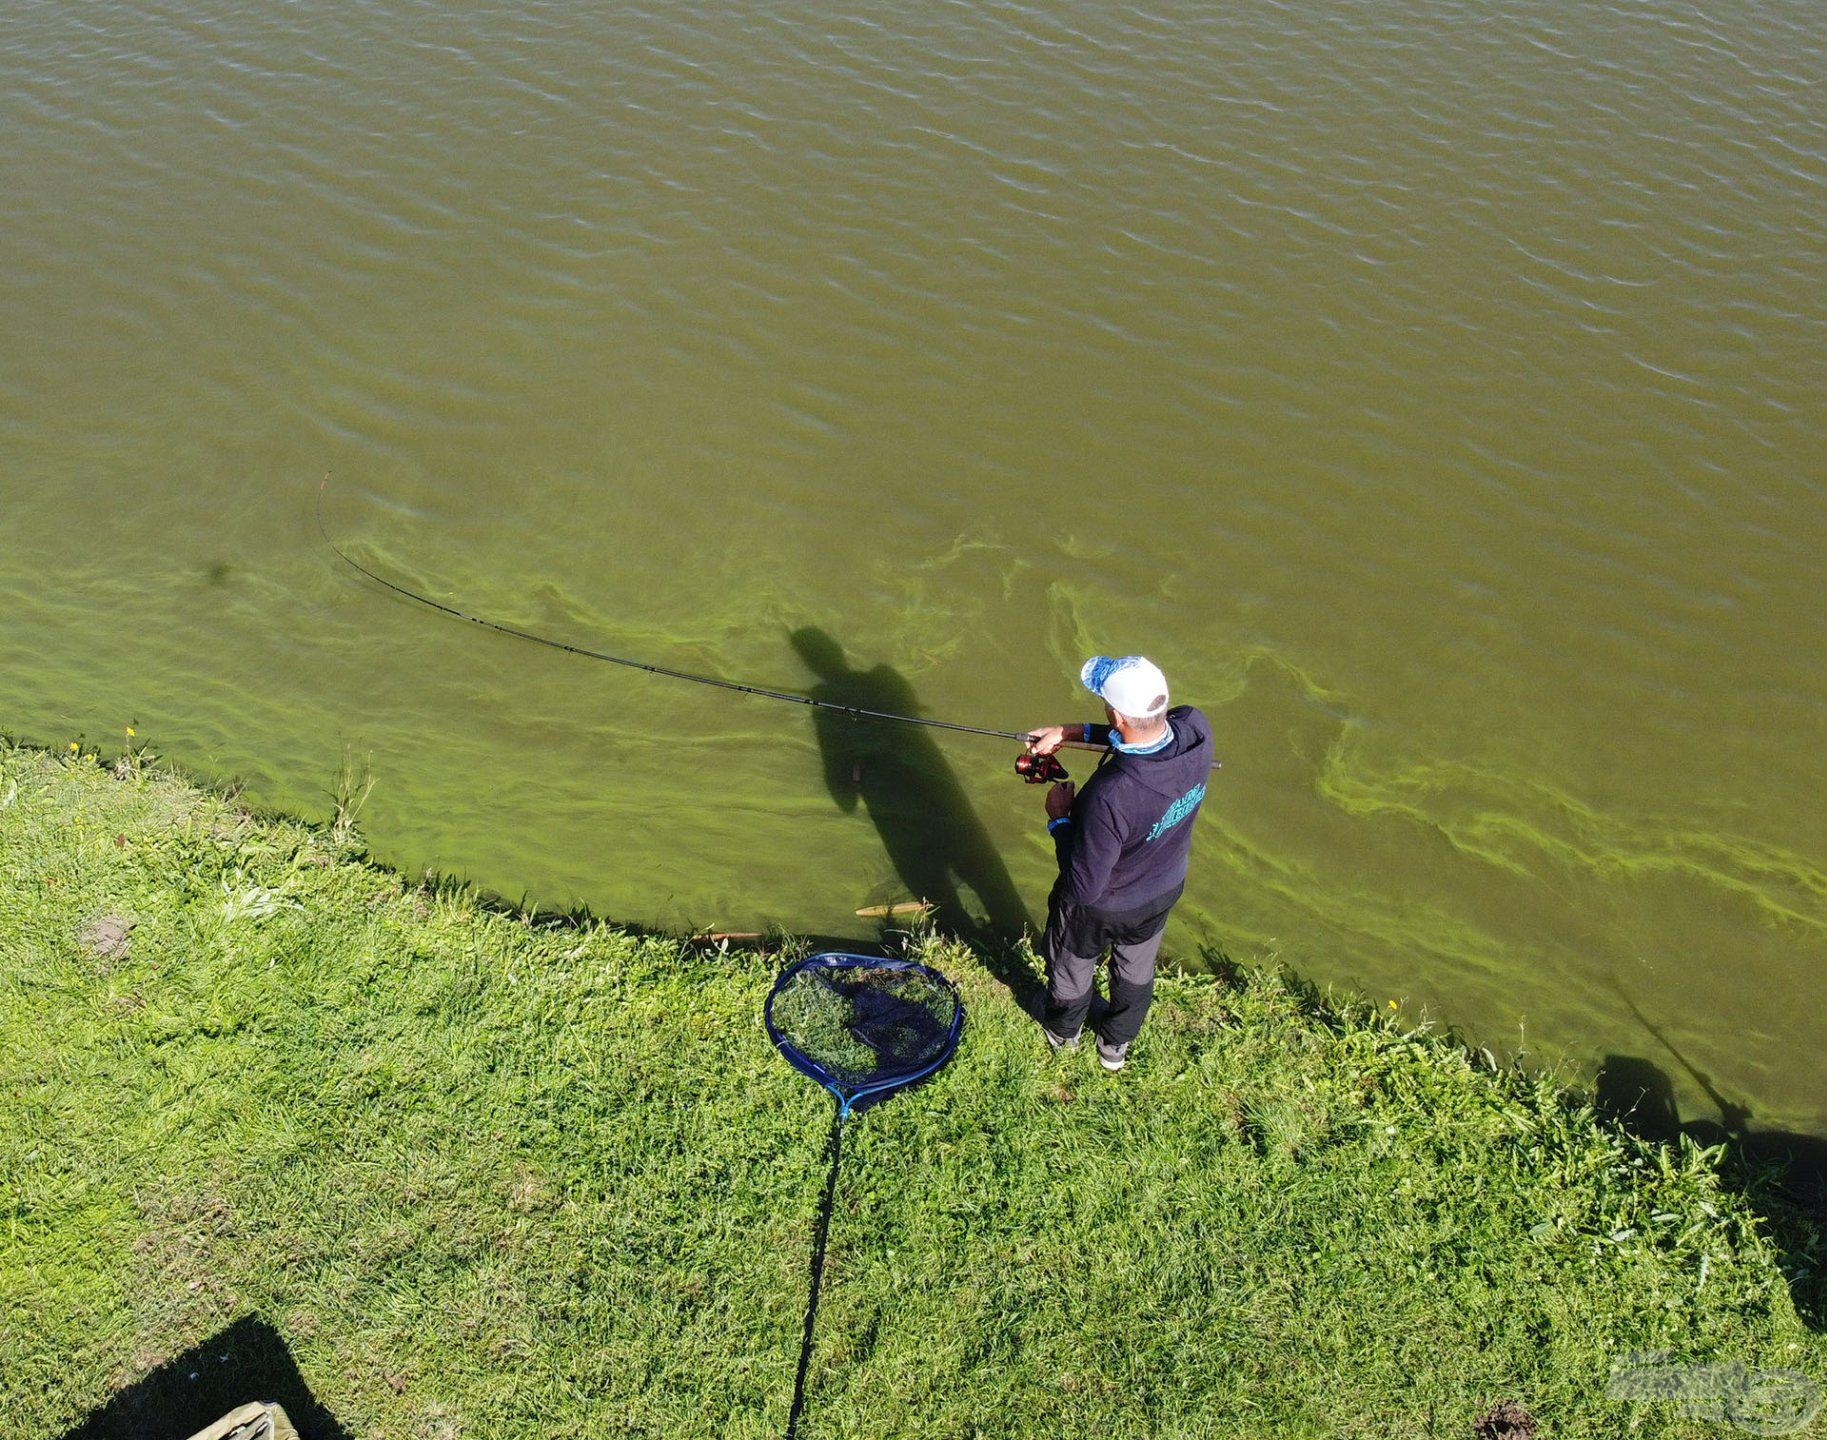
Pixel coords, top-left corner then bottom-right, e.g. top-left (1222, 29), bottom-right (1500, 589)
top-left (58, 1314), bottom-right (351, 1439)
top-left (790, 628), bottom-right (1037, 1001)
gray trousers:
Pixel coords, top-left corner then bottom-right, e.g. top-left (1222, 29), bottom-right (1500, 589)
top-left (1041, 918), bottom-right (1166, 1048)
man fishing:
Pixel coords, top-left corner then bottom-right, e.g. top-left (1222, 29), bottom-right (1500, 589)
top-left (1026, 655), bottom-right (1214, 1071)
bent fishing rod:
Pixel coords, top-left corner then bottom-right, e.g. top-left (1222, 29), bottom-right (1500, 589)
top-left (316, 476), bottom-right (1104, 770)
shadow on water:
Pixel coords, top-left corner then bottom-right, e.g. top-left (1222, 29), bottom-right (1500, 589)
top-left (1205, 950), bottom-right (1825, 1332)
top-left (58, 1314), bottom-right (351, 1440)
top-left (789, 627), bottom-right (1039, 1006)
top-left (1586, 979), bottom-right (1827, 1331)
top-left (1596, 1053), bottom-right (1827, 1332)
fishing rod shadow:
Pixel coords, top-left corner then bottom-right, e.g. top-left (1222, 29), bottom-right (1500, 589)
top-left (789, 627), bottom-right (1038, 1005)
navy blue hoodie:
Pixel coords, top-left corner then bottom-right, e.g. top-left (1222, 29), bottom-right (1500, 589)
top-left (1050, 705), bottom-right (1214, 915)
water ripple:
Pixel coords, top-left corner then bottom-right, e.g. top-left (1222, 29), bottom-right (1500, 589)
top-left (3, 0), bottom-right (1825, 1136)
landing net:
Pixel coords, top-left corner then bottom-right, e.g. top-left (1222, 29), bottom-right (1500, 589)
top-left (765, 953), bottom-right (963, 1439)
top-left (766, 956), bottom-right (961, 1105)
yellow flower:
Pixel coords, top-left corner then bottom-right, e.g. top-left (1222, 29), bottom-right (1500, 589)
top-left (126, 727), bottom-right (135, 737)
top-left (1387, 1000), bottom-right (1398, 1009)
top-left (69, 742), bottom-right (79, 751)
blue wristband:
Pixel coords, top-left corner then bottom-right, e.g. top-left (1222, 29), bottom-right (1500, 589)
top-left (1047, 816), bottom-right (1073, 835)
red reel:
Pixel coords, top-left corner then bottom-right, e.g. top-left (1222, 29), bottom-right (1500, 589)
top-left (1014, 750), bottom-right (1070, 785)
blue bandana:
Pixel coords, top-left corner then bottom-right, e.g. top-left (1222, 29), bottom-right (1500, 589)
top-left (1111, 722), bottom-right (1175, 756)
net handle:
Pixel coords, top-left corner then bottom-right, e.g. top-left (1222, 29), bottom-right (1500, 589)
top-left (785, 1102), bottom-right (845, 1440)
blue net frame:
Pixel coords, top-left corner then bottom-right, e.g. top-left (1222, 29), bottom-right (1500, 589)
top-left (765, 952), bottom-right (964, 1119)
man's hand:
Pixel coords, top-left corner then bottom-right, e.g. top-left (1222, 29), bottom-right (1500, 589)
top-left (1046, 781), bottom-right (1075, 820)
top-left (1027, 725), bottom-right (1069, 756)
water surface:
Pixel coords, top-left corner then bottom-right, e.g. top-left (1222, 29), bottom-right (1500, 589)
top-left (4, 0), bottom-right (1825, 1146)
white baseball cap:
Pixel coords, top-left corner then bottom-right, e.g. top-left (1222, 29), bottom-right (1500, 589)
top-left (1080, 655), bottom-right (1170, 719)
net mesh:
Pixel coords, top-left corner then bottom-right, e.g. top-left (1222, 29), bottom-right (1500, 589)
top-left (768, 960), bottom-right (960, 1093)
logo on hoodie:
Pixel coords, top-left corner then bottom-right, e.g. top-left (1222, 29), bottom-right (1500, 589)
top-left (1146, 782), bottom-right (1206, 842)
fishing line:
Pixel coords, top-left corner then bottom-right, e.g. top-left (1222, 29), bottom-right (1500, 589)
top-left (317, 476), bottom-right (1089, 749)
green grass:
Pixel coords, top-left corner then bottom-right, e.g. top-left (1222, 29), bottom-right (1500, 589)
top-left (1, 741), bottom-right (1820, 1438)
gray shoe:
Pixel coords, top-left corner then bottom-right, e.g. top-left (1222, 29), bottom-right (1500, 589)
top-left (1044, 1026), bottom-right (1081, 1053)
top-left (1096, 1037), bottom-right (1129, 1072)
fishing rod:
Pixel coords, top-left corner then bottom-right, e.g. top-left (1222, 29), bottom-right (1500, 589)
top-left (316, 476), bottom-right (1103, 772)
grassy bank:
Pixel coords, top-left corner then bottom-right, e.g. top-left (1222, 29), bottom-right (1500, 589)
top-left (2, 741), bottom-right (1820, 1438)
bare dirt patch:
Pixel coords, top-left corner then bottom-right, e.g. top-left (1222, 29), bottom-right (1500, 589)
top-left (79, 913), bottom-right (136, 966)
top-left (1474, 1399), bottom-right (1537, 1440)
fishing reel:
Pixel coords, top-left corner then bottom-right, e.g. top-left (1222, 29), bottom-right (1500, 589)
top-left (1014, 750), bottom-right (1070, 785)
